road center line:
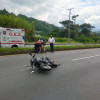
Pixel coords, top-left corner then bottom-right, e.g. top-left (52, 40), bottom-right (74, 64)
top-left (72, 55), bottom-right (100, 61)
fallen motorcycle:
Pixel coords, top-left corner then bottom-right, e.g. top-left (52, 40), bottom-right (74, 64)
top-left (25, 53), bottom-right (60, 71)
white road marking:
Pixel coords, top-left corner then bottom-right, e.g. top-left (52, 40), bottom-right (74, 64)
top-left (72, 55), bottom-right (100, 61)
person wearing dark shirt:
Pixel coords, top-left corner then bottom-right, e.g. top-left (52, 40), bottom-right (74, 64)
top-left (41, 36), bottom-right (46, 46)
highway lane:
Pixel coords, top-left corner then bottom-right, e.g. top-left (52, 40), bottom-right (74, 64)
top-left (0, 48), bottom-right (100, 100)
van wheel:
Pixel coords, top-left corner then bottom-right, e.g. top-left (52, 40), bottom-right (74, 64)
top-left (11, 45), bottom-right (18, 48)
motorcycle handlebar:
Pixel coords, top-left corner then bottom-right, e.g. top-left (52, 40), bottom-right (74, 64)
top-left (33, 53), bottom-right (36, 58)
top-left (29, 52), bottom-right (36, 58)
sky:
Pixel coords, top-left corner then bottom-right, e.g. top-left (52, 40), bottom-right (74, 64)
top-left (0, 0), bottom-right (100, 30)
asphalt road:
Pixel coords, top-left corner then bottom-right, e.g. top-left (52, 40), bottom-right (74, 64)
top-left (0, 48), bottom-right (100, 100)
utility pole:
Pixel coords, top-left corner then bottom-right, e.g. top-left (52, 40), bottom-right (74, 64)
top-left (72, 14), bottom-right (79, 37)
top-left (67, 8), bottom-right (74, 43)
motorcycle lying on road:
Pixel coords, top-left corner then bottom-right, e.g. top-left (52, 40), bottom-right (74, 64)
top-left (25, 53), bottom-right (60, 72)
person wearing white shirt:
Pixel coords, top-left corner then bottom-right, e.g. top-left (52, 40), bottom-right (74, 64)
top-left (48, 35), bottom-right (55, 52)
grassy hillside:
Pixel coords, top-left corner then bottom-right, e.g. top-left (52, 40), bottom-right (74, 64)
top-left (0, 9), bottom-right (59, 35)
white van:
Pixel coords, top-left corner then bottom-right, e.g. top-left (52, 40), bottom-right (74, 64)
top-left (0, 27), bottom-right (25, 48)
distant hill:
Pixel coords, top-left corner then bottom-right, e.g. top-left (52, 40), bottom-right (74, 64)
top-left (18, 14), bottom-right (59, 35)
top-left (0, 9), bottom-right (59, 35)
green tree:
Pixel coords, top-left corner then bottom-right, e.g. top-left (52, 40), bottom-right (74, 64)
top-left (0, 14), bottom-right (35, 42)
top-left (79, 23), bottom-right (95, 37)
top-left (59, 20), bottom-right (73, 28)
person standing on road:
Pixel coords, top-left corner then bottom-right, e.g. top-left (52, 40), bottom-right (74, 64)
top-left (48, 35), bottom-right (55, 53)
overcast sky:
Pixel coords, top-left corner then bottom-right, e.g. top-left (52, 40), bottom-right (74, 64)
top-left (0, 0), bottom-right (100, 30)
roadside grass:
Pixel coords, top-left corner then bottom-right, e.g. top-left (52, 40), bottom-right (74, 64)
top-left (54, 45), bottom-right (100, 51)
top-left (0, 47), bottom-right (34, 55)
top-left (0, 47), bottom-right (33, 52)
top-left (0, 44), bottom-right (100, 55)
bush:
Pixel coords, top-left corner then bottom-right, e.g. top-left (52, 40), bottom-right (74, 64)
top-left (92, 37), bottom-right (100, 43)
top-left (55, 37), bottom-right (67, 42)
top-left (75, 34), bottom-right (95, 43)
top-left (38, 37), bottom-right (67, 42)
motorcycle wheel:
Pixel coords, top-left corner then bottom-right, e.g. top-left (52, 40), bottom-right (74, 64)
top-left (40, 64), bottom-right (52, 71)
